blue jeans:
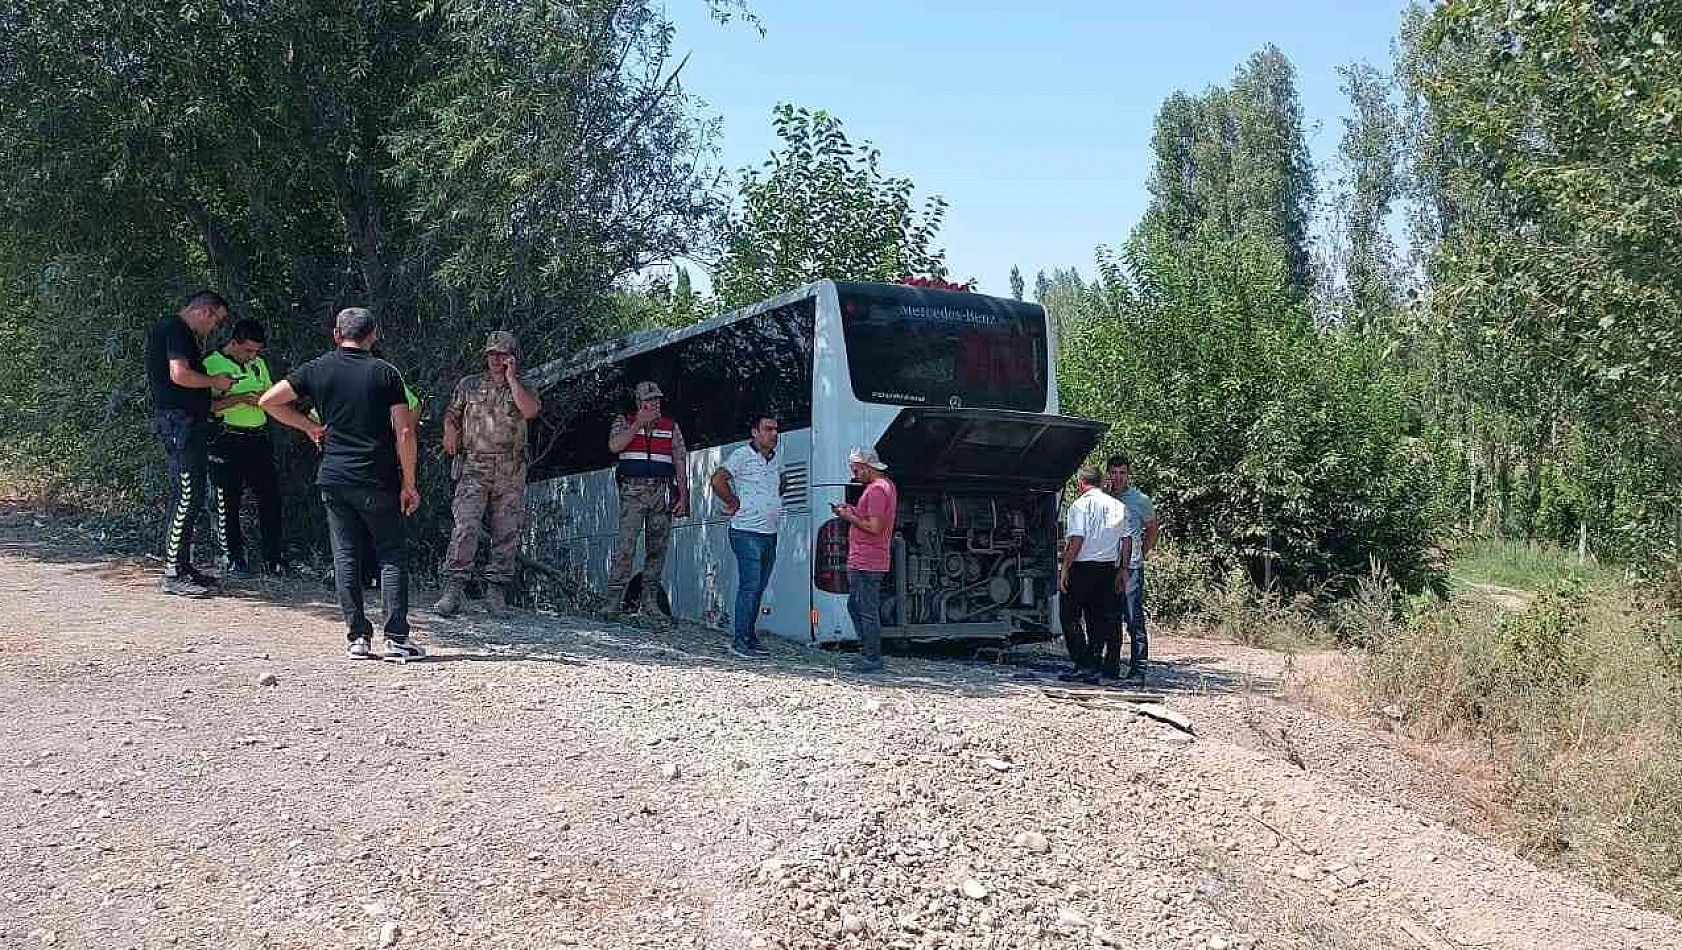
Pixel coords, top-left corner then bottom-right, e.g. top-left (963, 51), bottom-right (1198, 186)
top-left (847, 569), bottom-right (886, 666)
top-left (729, 528), bottom-right (777, 650)
top-left (1120, 565), bottom-right (1148, 668)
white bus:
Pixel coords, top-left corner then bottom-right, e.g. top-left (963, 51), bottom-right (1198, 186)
top-left (523, 279), bottom-right (1105, 646)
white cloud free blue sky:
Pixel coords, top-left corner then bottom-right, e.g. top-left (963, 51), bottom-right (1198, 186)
top-left (661, 0), bottom-right (1412, 296)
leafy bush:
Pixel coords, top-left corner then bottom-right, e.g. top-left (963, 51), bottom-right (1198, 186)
top-left (1192, 566), bottom-right (1326, 652)
top-left (1325, 560), bottom-right (1402, 648)
top-left (1055, 228), bottom-right (1442, 599)
top-left (1144, 540), bottom-right (1219, 623)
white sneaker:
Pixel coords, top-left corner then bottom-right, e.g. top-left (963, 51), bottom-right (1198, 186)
top-left (381, 639), bottom-right (425, 663)
top-left (345, 637), bottom-right (374, 660)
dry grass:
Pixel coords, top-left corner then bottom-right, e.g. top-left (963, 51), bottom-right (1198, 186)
top-left (1363, 576), bottom-right (1682, 915)
top-left (1180, 567), bottom-right (1331, 654)
top-left (1161, 541), bottom-right (1682, 917)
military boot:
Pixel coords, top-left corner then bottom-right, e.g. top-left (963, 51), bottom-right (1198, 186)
top-left (641, 594), bottom-right (671, 631)
top-left (484, 584), bottom-right (507, 617)
top-left (432, 580), bottom-right (465, 617)
top-left (600, 589), bottom-right (626, 622)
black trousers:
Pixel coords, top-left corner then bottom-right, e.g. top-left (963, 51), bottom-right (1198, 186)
top-left (154, 411), bottom-right (209, 578)
top-left (1066, 561), bottom-right (1121, 675)
top-left (209, 426), bottom-right (282, 568)
top-left (320, 485), bottom-right (410, 641)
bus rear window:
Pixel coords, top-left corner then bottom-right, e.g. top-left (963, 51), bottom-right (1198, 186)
top-left (839, 288), bottom-right (1048, 412)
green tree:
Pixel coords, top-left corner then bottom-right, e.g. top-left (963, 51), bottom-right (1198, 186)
top-left (1332, 62), bottom-right (1403, 328)
top-left (1058, 228), bottom-right (1435, 594)
top-left (1395, 0), bottom-right (1682, 564)
top-left (712, 104), bottom-right (949, 308)
top-left (1009, 265), bottom-right (1025, 300)
top-left (388, 0), bottom-right (727, 355)
top-left (1033, 270), bottom-right (1052, 302)
top-left (1142, 45), bottom-right (1317, 293)
top-left (0, 0), bottom-right (741, 557)
top-left (673, 267), bottom-right (698, 317)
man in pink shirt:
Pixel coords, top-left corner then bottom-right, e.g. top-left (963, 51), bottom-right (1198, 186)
top-left (831, 447), bottom-right (898, 673)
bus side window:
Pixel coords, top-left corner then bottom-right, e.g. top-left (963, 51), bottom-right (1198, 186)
top-left (664, 299), bottom-right (815, 453)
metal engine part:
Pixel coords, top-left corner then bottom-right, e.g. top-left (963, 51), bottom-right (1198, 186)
top-left (892, 491), bottom-right (1054, 632)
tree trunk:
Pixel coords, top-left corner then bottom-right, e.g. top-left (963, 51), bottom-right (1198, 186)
top-left (334, 159), bottom-right (387, 304)
top-left (1492, 445), bottom-right (1512, 537)
top-left (1467, 442), bottom-right (1479, 534)
top-left (183, 200), bottom-right (250, 308)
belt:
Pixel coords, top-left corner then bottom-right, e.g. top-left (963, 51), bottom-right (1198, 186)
top-left (1073, 560), bottom-right (1118, 568)
top-left (465, 450), bottom-right (522, 460)
top-left (219, 424), bottom-right (268, 435)
top-left (618, 476), bottom-right (670, 484)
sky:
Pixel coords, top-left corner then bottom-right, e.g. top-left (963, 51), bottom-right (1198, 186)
top-left (663, 0), bottom-right (1412, 296)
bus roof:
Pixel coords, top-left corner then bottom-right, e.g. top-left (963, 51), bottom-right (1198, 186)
top-left (526, 279), bottom-right (1043, 392)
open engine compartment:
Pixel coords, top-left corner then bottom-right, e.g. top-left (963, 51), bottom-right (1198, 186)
top-left (887, 488), bottom-right (1060, 641)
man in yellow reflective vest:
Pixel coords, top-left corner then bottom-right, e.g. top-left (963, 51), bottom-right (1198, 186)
top-left (204, 319), bottom-right (284, 578)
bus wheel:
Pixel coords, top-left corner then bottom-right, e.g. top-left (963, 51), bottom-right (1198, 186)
top-left (624, 573), bottom-right (672, 616)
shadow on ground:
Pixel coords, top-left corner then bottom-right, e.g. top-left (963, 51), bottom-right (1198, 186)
top-left (0, 514), bottom-right (1278, 703)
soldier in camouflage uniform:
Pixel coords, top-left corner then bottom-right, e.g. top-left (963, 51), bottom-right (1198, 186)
top-left (434, 331), bottom-right (543, 617)
top-left (603, 381), bottom-right (689, 627)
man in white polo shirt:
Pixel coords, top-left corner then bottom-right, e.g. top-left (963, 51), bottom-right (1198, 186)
top-left (1057, 466), bottom-right (1132, 686)
top-left (710, 412), bottom-right (785, 659)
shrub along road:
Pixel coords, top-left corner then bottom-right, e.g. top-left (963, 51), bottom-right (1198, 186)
top-left (1, 516), bottom-right (1676, 950)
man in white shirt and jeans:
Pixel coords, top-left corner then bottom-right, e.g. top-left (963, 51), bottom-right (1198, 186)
top-left (710, 413), bottom-right (785, 659)
top-left (1058, 466), bottom-right (1132, 685)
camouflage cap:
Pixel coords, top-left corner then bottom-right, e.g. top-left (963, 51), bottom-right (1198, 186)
top-left (483, 331), bottom-right (519, 355)
top-left (634, 381), bottom-right (664, 400)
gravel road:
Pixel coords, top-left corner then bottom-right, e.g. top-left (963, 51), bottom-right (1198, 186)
top-left (2, 520), bottom-right (1677, 950)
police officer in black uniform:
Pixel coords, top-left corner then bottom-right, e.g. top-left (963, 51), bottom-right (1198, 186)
top-left (143, 291), bottom-right (235, 597)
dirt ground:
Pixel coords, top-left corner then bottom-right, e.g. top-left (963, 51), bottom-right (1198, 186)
top-left (2, 514), bottom-right (1678, 950)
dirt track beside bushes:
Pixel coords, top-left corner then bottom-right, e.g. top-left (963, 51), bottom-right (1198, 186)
top-left (2, 516), bottom-right (1677, 950)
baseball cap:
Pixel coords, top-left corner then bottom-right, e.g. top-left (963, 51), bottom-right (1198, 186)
top-left (484, 331), bottom-right (518, 355)
top-left (634, 381), bottom-right (664, 400)
top-left (848, 447), bottom-right (888, 471)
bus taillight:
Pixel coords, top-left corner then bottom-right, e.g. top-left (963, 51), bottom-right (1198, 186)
top-left (814, 517), bottom-right (850, 593)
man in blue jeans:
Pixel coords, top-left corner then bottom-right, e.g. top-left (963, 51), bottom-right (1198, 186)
top-left (1106, 454), bottom-right (1158, 682)
top-left (710, 413), bottom-right (785, 659)
top-left (832, 447), bottom-right (897, 674)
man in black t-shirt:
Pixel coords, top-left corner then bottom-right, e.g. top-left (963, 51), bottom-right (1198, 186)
top-left (143, 291), bottom-right (235, 597)
top-left (260, 307), bottom-right (424, 661)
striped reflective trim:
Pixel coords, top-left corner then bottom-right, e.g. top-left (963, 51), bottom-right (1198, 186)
top-left (164, 471), bottom-right (201, 563)
top-left (210, 486), bottom-right (230, 551)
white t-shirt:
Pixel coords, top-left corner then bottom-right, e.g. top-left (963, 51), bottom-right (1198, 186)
top-left (722, 444), bottom-right (783, 534)
top-left (1064, 488), bottom-right (1130, 564)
